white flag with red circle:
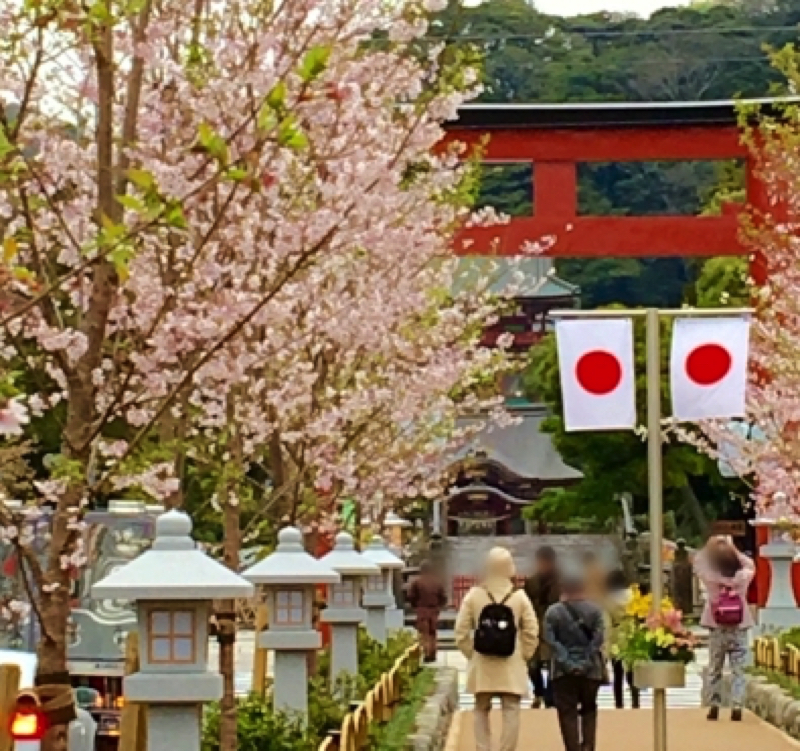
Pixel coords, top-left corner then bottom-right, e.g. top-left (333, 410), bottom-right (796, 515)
top-left (670, 317), bottom-right (750, 421)
top-left (555, 318), bottom-right (636, 432)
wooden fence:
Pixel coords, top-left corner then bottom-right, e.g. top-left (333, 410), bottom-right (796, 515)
top-left (318, 643), bottom-right (422, 751)
top-left (753, 636), bottom-right (800, 678)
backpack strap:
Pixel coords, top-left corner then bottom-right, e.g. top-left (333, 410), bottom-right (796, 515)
top-left (483, 588), bottom-right (514, 605)
top-left (563, 602), bottom-right (595, 645)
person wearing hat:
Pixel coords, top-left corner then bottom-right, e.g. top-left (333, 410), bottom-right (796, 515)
top-left (455, 547), bottom-right (539, 751)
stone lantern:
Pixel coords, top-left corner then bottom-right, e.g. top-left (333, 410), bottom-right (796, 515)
top-left (361, 536), bottom-right (404, 643)
top-left (383, 512), bottom-right (411, 627)
top-left (240, 526), bottom-right (340, 716)
top-left (384, 510), bottom-right (412, 552)
top-left (320, 532), bottom-right (380, 681)
top-left (92, 510), bottom-right (253, 751)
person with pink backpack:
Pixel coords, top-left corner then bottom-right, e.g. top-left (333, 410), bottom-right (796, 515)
top-left (694, 535), bottom-right (756, 722)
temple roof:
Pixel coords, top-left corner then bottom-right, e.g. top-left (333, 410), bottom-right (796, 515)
top-left (454, 406), bottom-right (582, 482)
top-left (452, 257), bottom-right (579, 299)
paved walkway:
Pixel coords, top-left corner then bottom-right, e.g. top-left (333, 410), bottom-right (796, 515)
top-left (450, 709), bottom-right (800, 751)
top-left (434, 649), bottom-right (706, 710)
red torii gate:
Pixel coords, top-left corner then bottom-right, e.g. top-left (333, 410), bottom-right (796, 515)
top-left (441, 98), bottom-right (790, 607)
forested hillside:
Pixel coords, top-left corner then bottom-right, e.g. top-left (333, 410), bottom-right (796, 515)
top-left (436, 0), bottom-right (798, 307)
top-left (433, 0), bottom-right (794, 537)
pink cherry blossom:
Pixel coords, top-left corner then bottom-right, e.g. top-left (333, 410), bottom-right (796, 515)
top-left (0, 399), bottom-right (29, 437)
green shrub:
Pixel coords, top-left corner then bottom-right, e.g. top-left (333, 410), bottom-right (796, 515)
top-left (202, 693), bottom-right (316, 751)
top-left (780, 627), bottom-right (800, 650)
top-left (203, 630), bottom-right (421, 750)
top-left (369, 669), bottom-right (435, 751)
top-left (317, 628), bottom-right (418, 696)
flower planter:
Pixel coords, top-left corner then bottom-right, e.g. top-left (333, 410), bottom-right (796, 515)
top-left (633, 661), bottom-right (686, 690)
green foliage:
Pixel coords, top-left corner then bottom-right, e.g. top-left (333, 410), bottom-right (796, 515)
top-left (202, 631), bottom-right (421, 751)
top-left (779, 627), bottom-right (800, 650)
top-left (429, 0), bottom-right (800, 309)
top-left (317, 628), bottom-right (418, 693)
top-left (202, 693), bottom-right (316, 751)
top-left (616, 622), bottom-right (696, 668)
top-left (369, 669), bottom-right (435, 751)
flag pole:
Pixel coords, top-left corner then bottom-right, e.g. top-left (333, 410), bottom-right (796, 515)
top-left (549, 304), bottom-right (754, 751)
top-left (645, 307), bottom-right (667, 751)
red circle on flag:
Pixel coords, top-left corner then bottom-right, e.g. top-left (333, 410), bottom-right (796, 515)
top-left (575, 350), bottom-right (622, 395)
top-left (685, 343), bottom-right (732, 386)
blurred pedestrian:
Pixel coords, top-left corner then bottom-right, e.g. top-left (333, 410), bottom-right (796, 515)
top-left (604, 569), bottom-right (639, 709)
top-left (407, 559), bottom-right (447, 663)
top-left (582, 550), bottom-right (606, 603)
top-left (695, 535), bottom-right (755, 722)
top-left (545, 573), bottom-right (607, 751)
top-left (523, 545), bottom-right (561, 708)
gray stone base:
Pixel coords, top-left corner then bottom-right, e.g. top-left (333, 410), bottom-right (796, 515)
top-left (701, 668), bottom-right (800, 740)
top-left (405, 668), bottom-right (459, 751)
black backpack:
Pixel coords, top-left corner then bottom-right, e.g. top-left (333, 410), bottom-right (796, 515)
top-left (473, 590), bottom-right (517, 658)
top-left (560, 602), bottom-right (601, 678)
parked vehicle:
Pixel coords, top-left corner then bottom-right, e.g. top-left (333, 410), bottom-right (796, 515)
top-left (0, 649), bottom-right (96, 751)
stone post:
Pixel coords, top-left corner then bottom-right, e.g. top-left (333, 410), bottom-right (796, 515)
top-left (92, 511), bottom-right (254, 751)
top-left (320, 532), bottom-right (380, 681)
top-left (241, 527), bottom-right (340, 717)
top-left (755, 522), bottom-right (800, 629)
top-left (361, 537), bottom-right (404, 643)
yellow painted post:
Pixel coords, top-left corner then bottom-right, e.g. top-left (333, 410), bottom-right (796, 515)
top-left (119, 632), bottom-right (147, 751)
top-left (0, 664), bottom-right (21, 751)
top-left (251, 603), bottom-right (269, 694)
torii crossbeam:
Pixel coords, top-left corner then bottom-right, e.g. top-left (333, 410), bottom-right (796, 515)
top-left (442, 98), bottom-right (792, 264)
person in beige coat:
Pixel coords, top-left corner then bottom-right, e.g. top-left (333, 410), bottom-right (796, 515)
top-left (455, 548), bottom-right (539, 751)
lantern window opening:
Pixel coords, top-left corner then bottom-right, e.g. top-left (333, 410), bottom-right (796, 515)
top-left (275, 590), bottom-right (305, 626)
top-left (366, 574), bottom-right (384, 592)
top-left (148, 608), bottom-right (197, 664)
top-left (331, 580), bottom-right (356, 605)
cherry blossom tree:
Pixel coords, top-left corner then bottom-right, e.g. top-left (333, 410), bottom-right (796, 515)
top-left (0, 0), bottom-right (519, 746)
top-left (683, 83), bottom-right (800, 521)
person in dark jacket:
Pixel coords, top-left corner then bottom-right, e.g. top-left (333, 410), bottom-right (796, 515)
top-left (604, 569), bottom-right (639, 709)
top-left (523, 545), bottom-right (561, 708)
top-left (545, 574), bottom-right (606, 751)
top-left (407, 559), bottom-right (447, 662)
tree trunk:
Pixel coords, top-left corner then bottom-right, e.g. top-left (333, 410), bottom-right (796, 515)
top-left (218, 496), bottom-right (240, 751)
top-left (218, 400), bottom-right (243, 751)
top-left (680, 482), bottom-right (709, 538)
top-left (37, 494), bottom-right (81, 751)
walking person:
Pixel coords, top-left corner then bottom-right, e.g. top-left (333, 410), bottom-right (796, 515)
top-left (545, 573), bottom-right (607, 751)
top-left (407, 559), bottom-right (447, 663)
top-left (604, 569), bottom-right (639, 709)
top-left (582, 550), bottom-right (607, 604)
top-left (455, 548), bottom-right (539, 751)
top-left (523, 545), bottom-right (561, 708)
top-left (694, 535), bottom-right (755, 722)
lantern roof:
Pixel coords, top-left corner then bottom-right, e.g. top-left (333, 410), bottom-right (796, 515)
top-left (242, 527), bottom-right (340, 585)
top-left (92, 510), bottom-right (254, 600)
top-left (361, 537), bottom-right (404, 570)
top-left (321, 532), bottom-right (381, 576)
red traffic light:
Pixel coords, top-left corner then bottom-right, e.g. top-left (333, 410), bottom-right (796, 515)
top-left (10, 693), bottom-right (47, 741)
